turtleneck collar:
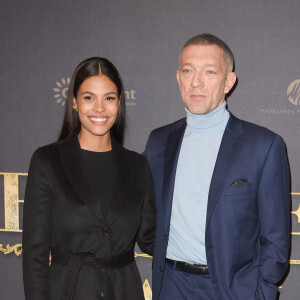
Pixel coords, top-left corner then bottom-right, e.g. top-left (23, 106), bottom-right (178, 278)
top-left (185, 101), bottom-right (229, 129)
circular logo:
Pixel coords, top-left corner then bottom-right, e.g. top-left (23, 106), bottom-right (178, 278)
top-left (287, 79), bottom-right (300, 105)
top-left (53, 78), bottom-right (70, 106)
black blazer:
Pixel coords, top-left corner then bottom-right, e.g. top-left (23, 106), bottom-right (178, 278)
top-left (22, 133), bottom-right (156, 300)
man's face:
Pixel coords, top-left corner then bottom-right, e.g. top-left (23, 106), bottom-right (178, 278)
top-left (177, 44), bottom-right (236, 115)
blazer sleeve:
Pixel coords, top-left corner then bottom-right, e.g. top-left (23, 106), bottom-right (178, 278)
top-left (256, 135), bottom-right (290, 299)
top-left (22, 148), bottom-right (53, 300)
top-left (136, 157), bottom-right (156, 256)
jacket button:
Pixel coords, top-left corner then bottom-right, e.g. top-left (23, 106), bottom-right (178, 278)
top-left (159, 266), bottom-right (163, 272)
top-left (103, 227), bottom-right (110, 237)
top-left (99, 290), bottom-right (105, 298)
top-left (164, 234), bottom-right (167, 240)
top-left (207, 245), bottom-right (213, 250)
top-left (212, 279), bottom-right (218, 284)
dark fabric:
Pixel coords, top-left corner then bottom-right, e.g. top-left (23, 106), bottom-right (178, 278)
top-left (61, 253), bottom-right (87, 300)
top-left (22, 133), bottom-right (156, 300)
top-left (144, 114), bottom-right (290, 300)
top-left (165, 259), bottom-right (209, 275)
top-left (159, 262), bottom-right (217, 300)
top-left (80, 149), bottom-right (117, 217)
top-left (54, 250), bottom-right (134, 300)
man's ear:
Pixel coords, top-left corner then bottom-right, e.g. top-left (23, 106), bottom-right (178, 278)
top-left (224, 72), bottom-right (237, 94)
top-left (176, 70), bottom-right (180, 87)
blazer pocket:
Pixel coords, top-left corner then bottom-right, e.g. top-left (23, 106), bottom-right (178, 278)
top-left (223, 182), bottom-right (257, 196)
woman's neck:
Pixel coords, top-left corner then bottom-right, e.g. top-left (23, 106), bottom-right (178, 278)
top-left (78, 130), bottom-right (112, 152)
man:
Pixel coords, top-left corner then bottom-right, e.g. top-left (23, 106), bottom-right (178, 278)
top-left (143, 34), bottom-right (290, 300)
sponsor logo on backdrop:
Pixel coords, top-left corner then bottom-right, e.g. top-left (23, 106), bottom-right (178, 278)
top-left (259, 79), bottom-right (300, 115)
top-left (125, 89), bottom-right (137, 106)
top-left (53, 77), bottom-right (137, 106)
top-left (54, 78), bottom-right (70, 106)
top-left (287, 79), bottom-right (300, 106)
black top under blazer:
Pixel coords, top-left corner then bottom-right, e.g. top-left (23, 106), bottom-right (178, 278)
top-left (22, 132), bottom-right (156, 300)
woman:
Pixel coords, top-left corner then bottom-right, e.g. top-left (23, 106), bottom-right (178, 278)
top-left (22, 57), bottom-right (156, 300)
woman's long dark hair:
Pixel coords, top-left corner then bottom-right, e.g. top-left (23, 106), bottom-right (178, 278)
top-left (58, 57), bottom-right (126, 144)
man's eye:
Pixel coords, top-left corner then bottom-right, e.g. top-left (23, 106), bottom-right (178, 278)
top-left (183, 69), bottom-right (191, 73)
top-left (207, 70), bottom-right (216, 75)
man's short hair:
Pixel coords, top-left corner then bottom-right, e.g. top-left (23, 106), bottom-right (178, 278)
top-left (182, 33), bottom-right (235, 72)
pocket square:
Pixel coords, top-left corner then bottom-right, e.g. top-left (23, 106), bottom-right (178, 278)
top-left (230, 179), bottom-right (249, 186)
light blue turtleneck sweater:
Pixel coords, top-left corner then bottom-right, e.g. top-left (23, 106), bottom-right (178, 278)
top-left (166, 102), bottom-right (229, 265)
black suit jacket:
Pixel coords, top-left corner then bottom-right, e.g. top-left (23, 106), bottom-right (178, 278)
top-left (22, 133), bottom-right (156, 300)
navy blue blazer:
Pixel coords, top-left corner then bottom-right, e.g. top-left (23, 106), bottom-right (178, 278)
top-left (144, 114), bottom-right (290, 300)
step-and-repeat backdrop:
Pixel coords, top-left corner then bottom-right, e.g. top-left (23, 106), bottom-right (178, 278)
top-left (0, 1), bottom-right (299, 299)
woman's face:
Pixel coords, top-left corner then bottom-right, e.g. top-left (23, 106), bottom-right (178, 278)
top-left (74, 75), bottom-right (120, 142)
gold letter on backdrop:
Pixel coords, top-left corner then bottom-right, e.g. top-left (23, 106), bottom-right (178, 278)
top-left (0, 172), bottom-right (27, 232)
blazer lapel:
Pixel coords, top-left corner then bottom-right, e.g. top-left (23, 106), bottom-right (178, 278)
top-left (105, 139), bottom-right (132, 226)
top-left (59, 133), bottom-right (132, 226)
top-left (206, 114), bottom-right (244, 228)
top-left (59, 133), bottom-right (108, 224)
top-left (162, 121), bottom-right (186, 231)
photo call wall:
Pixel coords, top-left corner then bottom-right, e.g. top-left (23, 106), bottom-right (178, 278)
top-left (0, 1), bottom-right (299, 299)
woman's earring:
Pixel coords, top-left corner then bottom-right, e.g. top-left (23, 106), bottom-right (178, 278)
top-left (73, 106), bottom-right (78, 112)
